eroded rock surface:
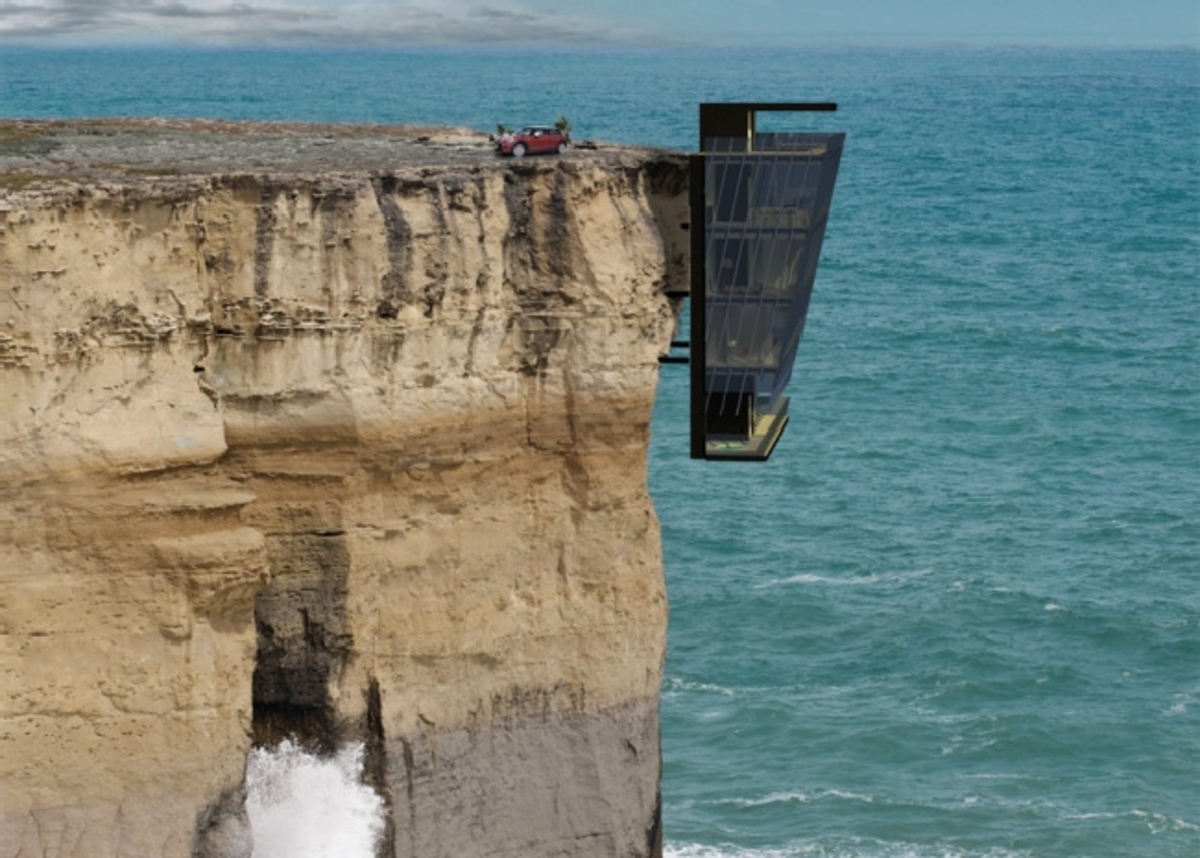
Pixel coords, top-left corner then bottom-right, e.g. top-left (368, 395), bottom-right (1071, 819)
top-left (0, 121), bottom-right (689, 857)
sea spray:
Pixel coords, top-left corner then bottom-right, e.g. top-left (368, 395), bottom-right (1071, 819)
top-left (246, 740), bottom-right (385, 858)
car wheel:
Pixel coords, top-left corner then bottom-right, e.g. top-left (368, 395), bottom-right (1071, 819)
top-left (512, 143), bottom-right (527, 158)
top-left (557, 141), bottom-right (568, 154)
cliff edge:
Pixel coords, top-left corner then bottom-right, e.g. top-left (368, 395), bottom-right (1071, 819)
top-left (0, 120), bottom-right (689, 857)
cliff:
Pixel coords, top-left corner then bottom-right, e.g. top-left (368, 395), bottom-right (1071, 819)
top-left (0, 121), bottom-right (689, 857)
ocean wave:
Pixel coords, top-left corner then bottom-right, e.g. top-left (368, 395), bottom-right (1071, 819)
top-left (666, 846), bottom-right (806, 858)
top-left (755, 568), bottom-right (936, 589)
top-left (1163, 683), bottom-right (1198, 718)
top-left (665, 677), bottom-right (738, 697)
top-left (939, 733), bottom-right (999, 756)
top-left (709, 788), bottom-right (877, 808)
top-left (760, 573), bottom-right (880, 587)
top-left (1129, 809), bottom-right (1200, 834)
top-left (665, 841), bottom-right (1035, 858)
top-left (666, 845), bottom-right (803, 858)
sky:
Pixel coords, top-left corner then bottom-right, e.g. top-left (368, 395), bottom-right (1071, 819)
top-left (0, 0), bottom-right (1196, 47)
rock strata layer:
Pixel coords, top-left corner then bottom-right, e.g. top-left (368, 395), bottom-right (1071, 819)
top-left (0, 121), bottom-right (688, 857)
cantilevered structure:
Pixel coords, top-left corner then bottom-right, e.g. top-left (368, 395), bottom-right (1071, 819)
top-left (690, 103), bottom-right (844, 460)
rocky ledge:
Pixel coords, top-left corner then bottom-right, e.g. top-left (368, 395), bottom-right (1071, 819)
top-left (0, 120), bottom-right (689, 857)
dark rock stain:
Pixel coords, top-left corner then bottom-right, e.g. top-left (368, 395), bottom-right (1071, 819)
top-left (370, 175), bottom-right (412, 318)
top-left (251, 530), bottom-right (352, 753)
top-left (502, 169), bottom-right (536, 280)
top-left (419, 184), bottom-right (450, 318)
top-left (364, 678), bottom-right (397, 858)
top-left (501, 165), bottom-right (587, 380)
top-left (644, 156), bottom-right (689, 197)
top-left (313, 186), bottom-right (359, 308)
top-left (398, 736), bottom-right (418, 857)
top-left (192, 784), bottom-right (252, 858)
top-left (647, 789), bottom-right (663, 858)
top-left (253, 183), bottom-right (277, 299)
top-left (545, 168), bottom-right (576, 281)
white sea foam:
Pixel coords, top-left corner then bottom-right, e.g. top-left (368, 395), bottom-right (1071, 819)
top-left (718, 789), bottom-right (812, 807)
top-left (756, 573), bottom-right (881, 588)
top-left (666, 846), bottom-right (810, 858)
top-left (1163, 684), bottom-right (1197, 717)
top-left (714, 788), bottom-right (877, 808)
top-left (1129, 809), bottom-right (1200, 834)
top-left (665, 677), bottom-right (738, 697)
top-left (757, 568), bottom-right (937, 589)
top-left (246, 740), bottom-right (384, 858)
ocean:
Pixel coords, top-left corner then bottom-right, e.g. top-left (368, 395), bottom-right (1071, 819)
top-left (3, 44), bottom-right (1197, 858)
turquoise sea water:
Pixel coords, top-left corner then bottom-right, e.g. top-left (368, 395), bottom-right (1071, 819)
top-left (4, 45), bottom-right (1197, 858)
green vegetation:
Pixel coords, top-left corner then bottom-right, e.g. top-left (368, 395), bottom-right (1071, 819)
top-left (0, 172), bottom-right (49, 191)
top-left (103, 164), bottom-right (183, 177)
top-left (0, 122), bottom-right (48, 143)
top-left (554, 116), bottom-right (572, 136)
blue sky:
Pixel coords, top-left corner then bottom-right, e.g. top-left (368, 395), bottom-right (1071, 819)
top-left (1, 1), bottom-right (1196, 47)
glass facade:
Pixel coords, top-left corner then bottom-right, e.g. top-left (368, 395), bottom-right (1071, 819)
top-left (691, 106), bottom-right (844, 460)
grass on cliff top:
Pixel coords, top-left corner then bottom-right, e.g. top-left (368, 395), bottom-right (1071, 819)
top-left (0, 122), bottom-right (50, 143)
top-left (103, 164), bottom-right (183, 177)
top-left (0, 171), bottom-right (50, 191)
top-left (0, 166), bottom-right (183, 191)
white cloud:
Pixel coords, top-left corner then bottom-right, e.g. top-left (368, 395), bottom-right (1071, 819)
top-left (0, 1), bottom-right (637, 44)
top-left (5, 0), bottom-right (1192, 45)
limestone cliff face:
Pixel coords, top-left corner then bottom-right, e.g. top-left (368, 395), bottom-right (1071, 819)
top-left (0, 146), bottom-right (689, 857)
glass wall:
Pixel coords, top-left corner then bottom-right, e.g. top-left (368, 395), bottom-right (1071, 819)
top-left (696, 130), bottom-right (844, 459)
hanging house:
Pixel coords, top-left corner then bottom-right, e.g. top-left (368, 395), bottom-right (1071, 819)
top-left (689, 103), bottom-right (845, 460)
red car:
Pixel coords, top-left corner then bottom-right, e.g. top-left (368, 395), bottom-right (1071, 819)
top-left (495, 126), bottom-right (569, 157)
